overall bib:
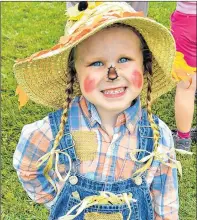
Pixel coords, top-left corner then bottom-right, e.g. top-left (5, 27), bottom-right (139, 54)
top-left (48, 109), bottom-right (159, 220)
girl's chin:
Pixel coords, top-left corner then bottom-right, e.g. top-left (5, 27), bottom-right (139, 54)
top-left (99, 103), bottom-right (132, 113)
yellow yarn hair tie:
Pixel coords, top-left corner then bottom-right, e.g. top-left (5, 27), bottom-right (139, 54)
top-left (130, 148), bottom-right (183, 177)
top-left (175, 149), bottom-right (193, 155)
top-left (37, 149), bottom-right (72, 191)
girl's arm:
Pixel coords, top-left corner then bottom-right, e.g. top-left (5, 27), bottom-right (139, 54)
top-left (150, 120), bottom-right (179, 220)
top-left (13, 116), bottom-right (57, 208)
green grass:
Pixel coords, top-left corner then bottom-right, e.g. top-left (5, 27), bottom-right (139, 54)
top-left (1, 2), bottom-right (196, 220)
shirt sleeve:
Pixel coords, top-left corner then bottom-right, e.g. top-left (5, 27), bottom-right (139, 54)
top-left (13, 116), bottom-right (57, 206)
top-left (150, 119), bottom-right (179, 220)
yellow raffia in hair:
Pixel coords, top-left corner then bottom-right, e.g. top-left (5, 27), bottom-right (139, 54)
top-left (130, 148), bottom-right (183, 177)
top-left (175, 149), bottom-right (193, 155)
top-left (131, 79), bottom-right (184, 177)
top-left (131, 71), bottom-right (183, 177)
top-left (37, 98), bottom-right (71, 191)
top-left (130, 99), bottom-right (192, 178)
top-left (132, 115), bottom-right (160, 176)
top-left (132, 72), bottom-right (160, 176)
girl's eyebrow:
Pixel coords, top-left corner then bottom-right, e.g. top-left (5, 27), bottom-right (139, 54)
top-left (77, 49), bottom-right (139, 64)
top-left (86, 52), bottom-right (135, 60)
top-left (83, 56), bottom-right (106, 63)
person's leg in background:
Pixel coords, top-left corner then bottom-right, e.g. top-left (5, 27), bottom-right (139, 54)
top-left (174, 74), bottom-right (196, 150)
top-left (171, 5), bottom-right (197, 150)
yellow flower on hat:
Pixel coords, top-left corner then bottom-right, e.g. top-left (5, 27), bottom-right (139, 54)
top-left (66, 2), bottom-right (103, 21)
top-left (171, 51), bottom-right (196, 82)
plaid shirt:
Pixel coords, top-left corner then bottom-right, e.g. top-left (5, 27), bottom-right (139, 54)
top-left (13, 96), bottom-right (179, 219)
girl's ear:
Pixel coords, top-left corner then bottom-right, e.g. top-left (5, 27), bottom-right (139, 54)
top-left (78, 1), bottom-right (88, 11)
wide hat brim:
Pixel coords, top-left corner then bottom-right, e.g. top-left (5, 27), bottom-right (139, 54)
top-left (14, 16), bottom-right (176, 109)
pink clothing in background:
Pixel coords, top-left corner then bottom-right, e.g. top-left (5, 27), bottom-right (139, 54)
top-left (176, 1), bottom-right (196, 15)
top-left (171, 10), bottom-right (197, 67)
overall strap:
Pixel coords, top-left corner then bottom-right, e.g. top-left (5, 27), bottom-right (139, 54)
top-left (48, 109), bottom-right (77, 164)
top-left (137, 108), bottom-right (160, 160)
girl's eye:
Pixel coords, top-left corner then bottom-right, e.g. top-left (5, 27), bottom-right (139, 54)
top-left (119, 57), bottom-right (130, 63)
top-left (90, 61), bottom-right (103, 67)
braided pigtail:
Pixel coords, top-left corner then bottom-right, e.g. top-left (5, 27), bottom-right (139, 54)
top-left (53, 73), bottom-right (75, 150)
top-left (53, 48), bottom-right (76, 150)
top-left (129, 24), bottom-right (160, 151)
top-left (143, 49), bottom-right (160, 151)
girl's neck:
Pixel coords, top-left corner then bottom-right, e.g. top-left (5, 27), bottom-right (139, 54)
top-left (96, 109), bottom-right (119, 137)
top-left (94, 99), bottom-right (137, 136)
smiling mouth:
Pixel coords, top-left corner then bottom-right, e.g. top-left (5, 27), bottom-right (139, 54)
top-left (102, 87), bottom-right (126, 94)
top-left (101, 87), bottom-right (127, 97)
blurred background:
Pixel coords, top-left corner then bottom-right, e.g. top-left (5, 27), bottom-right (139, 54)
top-left (1, 2), bottom-right (196, 219)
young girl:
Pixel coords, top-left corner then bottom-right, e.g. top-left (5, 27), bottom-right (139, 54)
top-left (171, 1), bottom-right (197, 151)
top-left (13, 2), bottom-right (180, 219)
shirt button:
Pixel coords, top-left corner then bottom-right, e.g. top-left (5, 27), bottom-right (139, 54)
top-left (69, 176), bottom-right (78, 185)
top-left (134, 176), bottom-right (142, 185)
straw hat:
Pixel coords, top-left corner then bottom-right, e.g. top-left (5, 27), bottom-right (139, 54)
top-left (14, 2), bottom-right (176, 109)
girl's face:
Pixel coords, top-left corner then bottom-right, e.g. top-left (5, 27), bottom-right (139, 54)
top-left (75, 27), bottom-right (144, 115)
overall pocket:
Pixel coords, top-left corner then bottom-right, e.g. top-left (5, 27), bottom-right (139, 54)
top-left (63, 195), bottom-right (140, 220)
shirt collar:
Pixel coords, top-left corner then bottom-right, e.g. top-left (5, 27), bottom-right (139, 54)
top-left (119, 97), bottom-right (142, 133)
top-left (79, 96), bottom-right (141, 132)
top-left (79, 96), bottom-right (100, 127)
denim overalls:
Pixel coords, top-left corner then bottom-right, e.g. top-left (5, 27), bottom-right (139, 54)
top-left (48, 108), bottom-right (159, 220)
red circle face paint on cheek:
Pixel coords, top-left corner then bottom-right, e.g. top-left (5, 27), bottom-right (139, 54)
top-left (84, 76), bottom-right (96, 93)
top-left (130, 70), bottom-right (143, 88)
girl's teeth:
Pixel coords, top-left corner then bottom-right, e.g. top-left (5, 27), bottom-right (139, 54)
top-left (103, 88), bottom-right (124, 94)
